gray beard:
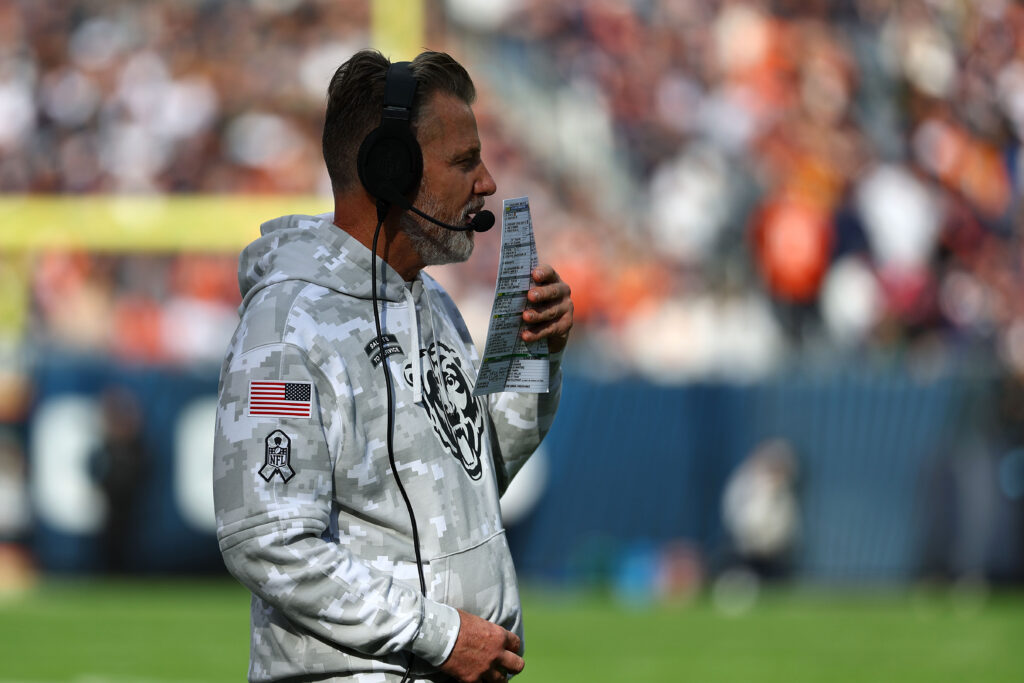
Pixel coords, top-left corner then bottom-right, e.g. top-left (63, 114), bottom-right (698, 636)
top-left (401, 192), bottom-right (475, 266)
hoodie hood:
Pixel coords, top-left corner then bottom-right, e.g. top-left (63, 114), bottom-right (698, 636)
top-left (238, 213), bottom-right (412, 311)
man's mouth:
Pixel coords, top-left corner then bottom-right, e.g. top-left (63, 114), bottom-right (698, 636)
top-left (464, 204), bottom-right (484, 225)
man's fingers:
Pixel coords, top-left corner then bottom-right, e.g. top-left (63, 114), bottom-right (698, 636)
top-left (499, 629), bottom-right (524, 677)
top-left (523, 298), bottom-right (568, 323)
top-left (522, 318), bottom-right (570, 343)
top-left (504, 630), bottom-right (522, 653)
top-left (522, 263), bottom-right (573, 353)
top-left (528, 281), bottom-right (570, 305)
top-left (524, 299), bottom-right (572, 329)
top-left (499, 650), bottom-right (525, 675)
top-left (528, 263), bottom-right (569, 304)
top-left (531, 264), bottom-right (559, 283)
top-left (442, 612), bottom-right (527, 682)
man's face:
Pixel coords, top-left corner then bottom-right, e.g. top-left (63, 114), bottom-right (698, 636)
top-left (402, 92), bottom-right (496, 266)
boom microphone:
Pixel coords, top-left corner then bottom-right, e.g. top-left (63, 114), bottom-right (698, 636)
top-left (375, 183), bottom-right (494, 233)
top-left (408, 205), bottom-right (495, 232)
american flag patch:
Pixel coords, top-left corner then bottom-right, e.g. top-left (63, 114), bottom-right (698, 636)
top-left (247, 381), bottom-right (313, 418)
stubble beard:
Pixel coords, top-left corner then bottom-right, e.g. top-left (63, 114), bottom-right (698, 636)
top-left (401, 189), bottom-right (476, 267)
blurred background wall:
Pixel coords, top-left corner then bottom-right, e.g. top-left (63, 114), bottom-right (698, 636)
top-left (1, 0), bottom-right (1023, 594)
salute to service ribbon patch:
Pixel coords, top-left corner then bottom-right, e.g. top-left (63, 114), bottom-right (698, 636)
top-left (260, 430), bottom-right (295, 483)
top-left (247, 380), bottom-right (313, 418)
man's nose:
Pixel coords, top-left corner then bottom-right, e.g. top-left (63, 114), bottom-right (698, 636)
top-left (475, 162), bottom-right (497, 197)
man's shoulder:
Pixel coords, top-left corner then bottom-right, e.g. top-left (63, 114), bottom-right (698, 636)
top-left (235, 280), bottom-right (359, 352)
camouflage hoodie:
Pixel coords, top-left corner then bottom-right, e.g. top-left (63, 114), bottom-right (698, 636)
top-left (213, 213), bottom-right (560, 682)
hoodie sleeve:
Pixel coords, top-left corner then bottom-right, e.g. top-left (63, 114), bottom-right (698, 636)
top-left (486, 351), bottom-right (563, 494)
top-left (212, 341), bottom-right (460, 667)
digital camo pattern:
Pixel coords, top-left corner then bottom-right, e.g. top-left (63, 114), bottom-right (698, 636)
top-left (213, 214), bottom-right (562, 682)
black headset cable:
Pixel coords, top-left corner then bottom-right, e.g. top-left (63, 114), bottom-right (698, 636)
top-left (370, 203), bottom-right (428, 683)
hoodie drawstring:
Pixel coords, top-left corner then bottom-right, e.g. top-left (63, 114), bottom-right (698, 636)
top-left (424, 288), bottom-right (448, 407)
top-left (404, 286), bottom-right (423, 404)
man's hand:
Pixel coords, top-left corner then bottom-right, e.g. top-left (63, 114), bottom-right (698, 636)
top-left (521, 265), bottom-right (573, 353)
top-left (439, 609), bottom-right (524, 682)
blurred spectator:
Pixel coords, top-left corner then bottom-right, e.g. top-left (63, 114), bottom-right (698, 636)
top-left (0, 425), bottom-right (32, 591)
top-left (721, 437), bottom-right (800, 581)
top-left (0, 428), bottom-right (29, 544)
top-left (88, 386), bottom-right (149, 574)
top-left (917, 371), bottom-right (1024, 585)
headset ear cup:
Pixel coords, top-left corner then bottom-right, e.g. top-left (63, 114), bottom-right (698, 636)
top-left (357, 123), bottom-right (423, 202)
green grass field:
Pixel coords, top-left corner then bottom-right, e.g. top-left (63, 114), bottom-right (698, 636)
top-left (0, 578), bottom-right (1021, 682)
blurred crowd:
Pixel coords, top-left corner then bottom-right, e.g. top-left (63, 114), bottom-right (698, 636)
top-left (463, 0), bottom-right (1024, 382)
top-left (2, 0), bottom-right (1024, 381)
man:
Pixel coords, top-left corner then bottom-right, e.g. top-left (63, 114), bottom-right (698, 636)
top-left (213, 49), bottom-right (572, 683)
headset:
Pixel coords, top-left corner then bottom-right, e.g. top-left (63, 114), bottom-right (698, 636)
top-left (358, 61), bottom-right (423, 216)
top-left (358, 61), bottom-right (496, 231)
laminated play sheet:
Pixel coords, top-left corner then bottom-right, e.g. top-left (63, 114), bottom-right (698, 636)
top-left (472, 197), bottom-right (549, 396)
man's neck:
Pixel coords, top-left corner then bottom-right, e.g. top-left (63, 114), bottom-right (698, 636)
top-left (332, 199), bottom-right (423, 281)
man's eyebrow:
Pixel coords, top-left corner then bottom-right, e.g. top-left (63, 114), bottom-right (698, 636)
top-left (450, 145), bottom-right (482, 162)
